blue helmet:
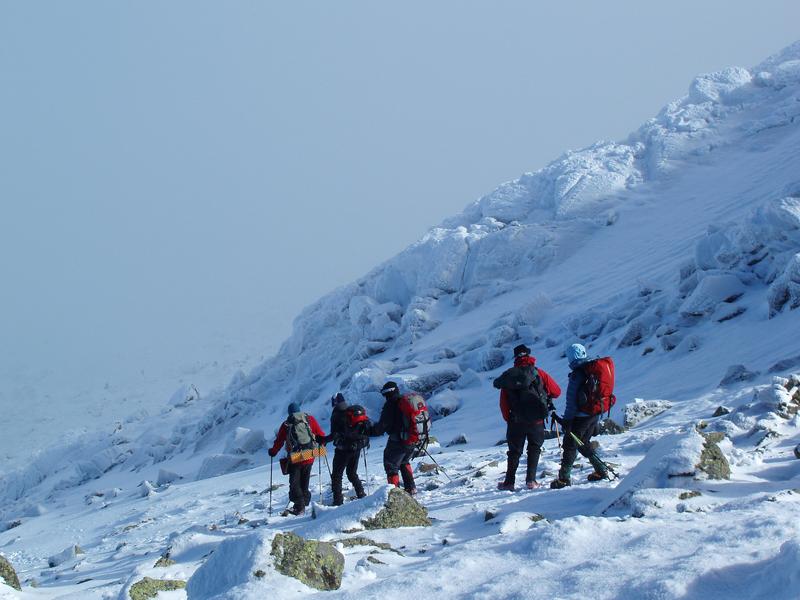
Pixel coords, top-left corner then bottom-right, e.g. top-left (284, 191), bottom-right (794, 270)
top-left (567, 343), bottom-right (588, 368)
top-left (287, 402), bottom-right (301, 415)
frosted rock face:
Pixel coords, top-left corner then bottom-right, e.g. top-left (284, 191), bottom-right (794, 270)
top-left (196, 455), bottom-right (251, 481)
top-left (679, 275), bottom-right (745, 317)
top-left (624, 399), bottom-right (673, 428)
top-left (224, 428), bottom-right (266, 455)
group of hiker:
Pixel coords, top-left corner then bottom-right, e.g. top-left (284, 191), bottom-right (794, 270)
top-left (267, 341), bottom-right (616, 516)
top-left (268, 381), bottom-right (430, 516)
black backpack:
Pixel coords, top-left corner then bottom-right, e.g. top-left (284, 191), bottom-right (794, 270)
top-left (493, 365), bottom-right (549, 422)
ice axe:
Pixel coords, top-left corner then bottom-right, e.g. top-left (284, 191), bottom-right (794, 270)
top-left (568, 431), bottom-right (619, 481)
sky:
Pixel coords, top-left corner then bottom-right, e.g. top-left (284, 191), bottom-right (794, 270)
top-left (0, 1), bottom-right (799, 440)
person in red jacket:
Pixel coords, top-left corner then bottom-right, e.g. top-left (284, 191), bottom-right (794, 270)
top-left (493, 344), bottom-right (561, 490)
top-left (268, 402), bottom-right (326, 516)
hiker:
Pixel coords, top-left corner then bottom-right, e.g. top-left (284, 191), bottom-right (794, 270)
top-left (268, 402), bottom-right (326, 516)
top-left (550, 343), bottom-right (616, 489)
top-left (493, 344), bottom-right (561, 491)
top-left (323, 392), bottom-right (371, 506)
top-left (371, 381), bottom-right (431, 495)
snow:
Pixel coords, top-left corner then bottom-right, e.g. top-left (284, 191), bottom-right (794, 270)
top-left (2, 41), bottom-right (800, 600)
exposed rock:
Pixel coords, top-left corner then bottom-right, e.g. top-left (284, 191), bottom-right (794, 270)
top-left (418, 463), bottom-right (437, 474)
top-left (447, 434), bottom-right (468, 447)
top-left (679, 490), bottom-right (702, 500)
top-left (270, 532), bottom-right (344, 591)
top-left (333, 536), bottom-right (403, 555)
top-left (0, 554), bottom-right (21, 591)
top-left (153, 554), bottom-right (175, 568)
top-left (224, 427), bottom-right (266, 455)
top-left (698, 433), bottom-right (730, 480)
top-left (484, 509), bottom-right (500, 521)
top-left (529, 514), bottom-right (546, 523)
top-left (768, 355), bottom-right (800, 373)
top-left (598, 418), bottom-right (625, 435)
top-left (138, 480), bottom-right (157, 498)
top-left (624, 399), bottom-right (673, 428)
top-left (712, 406), bottom-right (731, 417)
top-left (719, 364), bottom-right (759, 386)
top-left (794, 444), bottom-right (800, 460)
top-left (129, 577), bottom-right (186, 600)
top-left (361, 489), bottom-right (431, 530)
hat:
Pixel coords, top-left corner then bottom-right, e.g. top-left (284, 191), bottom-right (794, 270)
top-left (331, 393), bottom-right (346, 407)
top-left (380, 381), bottom-right (399, 396)
top-left (566, 343), bottom-right (588, 367)
top-left (513, 344), bottom-right (531, 358)
top-left (287, 402), bottom-right (301, 415)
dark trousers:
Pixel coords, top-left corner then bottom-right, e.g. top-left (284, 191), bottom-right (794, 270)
top-left (332, 447), bottom-right (365, 504)
top-left (383, 439), bottom-right (416, 492)
top-left (560, 415), bottom-right (602, 479)
top-left (288, 462), bottom-right (313, 509)
top-left (504, 420), bottom-right (545, 485)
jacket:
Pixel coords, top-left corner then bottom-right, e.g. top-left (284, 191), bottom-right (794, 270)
top-left (372, 395), bottom-right (404, 442)
top-left (564, 363), bottom-right (592, 421)
top-left (498, 356), bottom-right (562, 423)
top-left (269, 413), bottom-right (326, 466)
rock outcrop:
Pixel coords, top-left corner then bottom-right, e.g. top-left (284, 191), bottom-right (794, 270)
top-left (361, 488), bottom-right (431, 530)
top-left (129, 577), bottom-right (186, 600)
top-left (270, 532), bottom-right (344, 591)
top-left (0, 554), bottom-right (21, 591)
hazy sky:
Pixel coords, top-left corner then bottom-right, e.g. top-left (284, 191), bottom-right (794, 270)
top-left (1, 1), bottom-right (799, 394)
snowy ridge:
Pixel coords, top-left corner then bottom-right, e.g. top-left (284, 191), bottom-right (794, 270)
top-left (1, 42), bottom-right (800, 599)
top-left (3, 41), bottom-right (800, 513)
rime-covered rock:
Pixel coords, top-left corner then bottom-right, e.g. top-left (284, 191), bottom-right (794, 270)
top-left (623, 399), bottom-right (673, 428)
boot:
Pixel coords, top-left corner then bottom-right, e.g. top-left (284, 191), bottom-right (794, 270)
top-left (549, 478), bottom-right (571, 489)
top-left (497, 481), bottom-right (515, 491)
top-left (588, 455), bottom-right (609, 480)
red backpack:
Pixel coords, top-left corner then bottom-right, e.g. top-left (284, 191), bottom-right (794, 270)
top-left (398, 394), bottom-right (431, 448)
top-left (579, 357), bottom-right (617, 416)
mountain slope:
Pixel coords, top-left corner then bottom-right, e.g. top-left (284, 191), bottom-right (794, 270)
top-left (1, 41), bottom-right (800, 600)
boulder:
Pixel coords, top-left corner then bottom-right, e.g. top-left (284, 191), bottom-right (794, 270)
top-left (129, 577), bottom-right (186, 600)
top-left (418, 463), bottom-right (438, 473)
top-left (224, 427), bottom-right (266, 455)
top-left (698, 433), bottom-right (731, 480)
top-left (271, 532), bottom-right (344, 591)
top-left (48, 545), bottom-right (84, 568)
top-left (0, 554), bottom-right (21, 591)
top-left (156, 469), bottom-right (182, 487)
top-left (712, 406), bottom-right (731, 417)
top-left (447, 433), bottom-right (468, 447)
top-left (361, 489), bottom-right (431, 530)
top-left (599, 418), bottom-right (625, 435)
top-left (719, 364), bottom-right (759, 386)
top-left (196, 454), bottom-right (251, 481)
top-left (794, 444), bottom-right (800, 460)
top-left (624, 399), bottom-right (672, 428)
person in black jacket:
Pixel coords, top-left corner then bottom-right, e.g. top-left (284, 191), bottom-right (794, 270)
top-left (371, 381), bottom-right (417, 495)
top-left (325, 393), bottom-right (369, 505)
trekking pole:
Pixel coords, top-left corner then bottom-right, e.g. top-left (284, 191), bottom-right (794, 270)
top-left (362, 448), bottom-right (371, 495)
top-left (323, 452), bottom-right (333, 479)
top-left (568, 431), bottom-right (619, 481)
top-left (554, 420), bottom-right (562, 449)
top-left (269, 456), bottom-right (274, 516)
top-left (422, 446), bottom-right (453, 481)
top-left (318, 457), bottom-right (323, 502)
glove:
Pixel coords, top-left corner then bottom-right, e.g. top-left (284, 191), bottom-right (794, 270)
top-left (547, 399), bottom-right (556, 413)
top-left (550, 412), bottom-right (564, 425)
top-left (268, 448), bottom-right (277, 458)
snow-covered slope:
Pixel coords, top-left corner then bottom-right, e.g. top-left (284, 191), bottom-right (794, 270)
top-left (2, 42), bottom-right (800, 600)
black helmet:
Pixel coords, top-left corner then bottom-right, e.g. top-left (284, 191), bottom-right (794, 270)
top-left (380, 381), bottom-right (399, 396)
